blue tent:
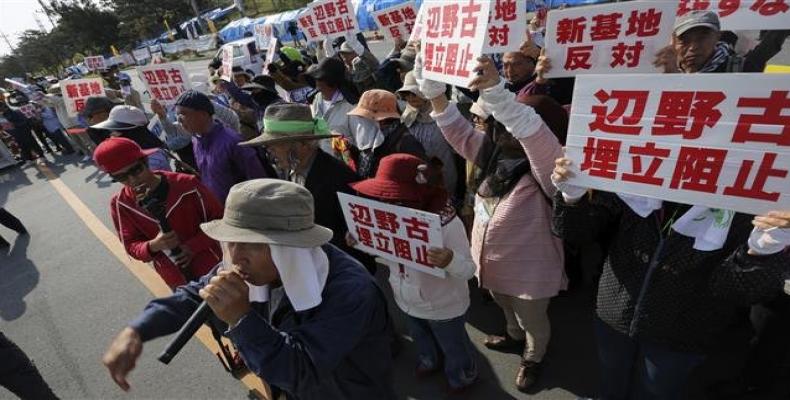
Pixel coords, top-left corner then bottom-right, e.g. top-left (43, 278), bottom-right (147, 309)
top-left (218, 17), bottom-right (255, 42)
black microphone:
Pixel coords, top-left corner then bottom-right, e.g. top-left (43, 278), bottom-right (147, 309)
top-left (157, 301), bottom-right (212, 364)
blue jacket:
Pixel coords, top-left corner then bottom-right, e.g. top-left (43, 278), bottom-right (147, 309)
top-left (130, 244), bottom-right (395, 400)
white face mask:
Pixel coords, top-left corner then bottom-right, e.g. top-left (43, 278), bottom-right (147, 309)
top-left (350, 115), bottom-right (383, 151)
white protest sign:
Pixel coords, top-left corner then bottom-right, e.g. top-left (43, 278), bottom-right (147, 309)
top-left (264, 38), bottom-right (278, 73)
top-left (565, 73), bottom-right (790, 215)
top-left (544, 1), bottom-right (676, 78)
top-left (483, 0), bottom-right (528, 54)
top-left (307, 0), bottom-right (360, 40)
top-left (296, 8), bottom-right (322, 42)
top-left (338, 193), bottom-right (447, 278)
top-left (371, 1), bottom-right (418, 42)
top-left (147, 114), bottom-right (167, 143)
top-left (221, 46), bottom-right (233, 81)
top-left (84, 56), bottom-right (106, 71)
top-left (254, 23), bottom-right (275, 50)
top-left (420, 0), bottom-right (492, 88)
top-left (61, 78), bottom-right (105, 117)
top-left (407, 2), bottom-right (426, 43)
top-left (677, 0), bottom-right (790, 30)
top-left (137, 62), bottom-right (191, 105)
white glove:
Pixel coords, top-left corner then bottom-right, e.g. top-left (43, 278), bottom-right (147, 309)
top-left (551, 174), bottom-right (587, 202)
top-left (345, 34), bottom-right (365, 55)
top-left (323, 38), bottom-right (336, 58)
top-left (413, 55), bottom-right (446, 100)
top-left (748, 227), bottom-right (790, 255)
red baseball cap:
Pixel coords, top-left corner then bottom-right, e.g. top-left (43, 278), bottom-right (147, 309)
top-left (93, 137), bottom-right (156, 174)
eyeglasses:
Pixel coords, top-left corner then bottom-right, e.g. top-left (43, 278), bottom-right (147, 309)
top-left (110, 162), bottom-right (146, 182)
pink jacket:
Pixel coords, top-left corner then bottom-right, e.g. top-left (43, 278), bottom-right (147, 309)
top-left (432, 92), bottom-right (566, 300)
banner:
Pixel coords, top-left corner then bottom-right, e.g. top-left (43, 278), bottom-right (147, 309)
top-left (565, 73), bottom-right (790, 215)
top-left (371, 1), bottom-right (418, 42)
top-left (483, 0), bottom-right (528, 54)
top-left (62, 78), bottom-right (105, 117)
top-left (338, 193), bottom-right (446, 278)
top-left (420, 0), bottom-right (492, 88)
top-left (84, 56), bottom-right (106, 71)
top-left (677, 0), bottom-right (790, 30)
top-left (254, 23), bottom-right (275, 50)
top-left (306, 0), bottom-right (360, 40)
top-left (221, 46), bottom-right (233, 81)
top-left (544, 0), bottom-right (676, 78)
top-left (188, 35), bottom-right (217, 53)
top-left (133, 48), bottom-right (151, 61)
top-left (137, 62), bottom-right (191, 105)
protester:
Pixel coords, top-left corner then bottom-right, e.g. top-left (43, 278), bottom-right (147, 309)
top-left (102, 179), bottom-right (396, 400)
top-left (35, 101), bottom-right (74, 154)
top-left (0, 207), bottom-right (27, 250)
top-left (653, 10), bottom-right (790, 73)
top-left (502, 51), bottom-right (537, 94)
top-left (350, 153), bottom-right (478, 393)
top-left (118, 75), bottom-right (144, 110)
top-left (42, 83), bottom-right (94, 161)
top-left (231, 66), bottom-right (252, 88)
top-left (268, 47), bottom-right (313, 104)
top-left (347, 89), bottom-right (426, 179)
top-left (81, 96), bottom-right (123, 145)
top-left (0, 100), bottom-right (46, 166)
top-left (174, 90), bottom-right (268, 203)
top-left (333, 35), bottom-right (380, 94)
top-left (397, 72), bottom-right (459, 195)
top-left (307, 57), bottom-right (358, 158)
top-left (417, 56), bottom-right (567, 391)
top-left (90, 105), bottom-right (171, 172)
top-left (238, 103), bottom-right (378, 270)
top-left (0, 332), bottom-right (58, 400)
top-left (93, 137), bottom-right (222, 289)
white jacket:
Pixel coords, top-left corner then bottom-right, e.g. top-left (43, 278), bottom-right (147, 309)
top-left (379, 216), bottom-right (475, 320)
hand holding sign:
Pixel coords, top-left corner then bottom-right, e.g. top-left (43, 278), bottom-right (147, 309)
top-left (748, 211), bottom-right (790, 255)
top-left (469, 56), bottom-right (501, 92)
top-left (551, 156), bottom-right (588, 202)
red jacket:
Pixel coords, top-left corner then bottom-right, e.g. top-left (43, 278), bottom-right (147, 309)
top-left (110, 171), bottom-right (223, 290)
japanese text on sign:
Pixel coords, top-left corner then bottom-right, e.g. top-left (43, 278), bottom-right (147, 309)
top-left (338, 193), bottom-right (446, 278)
top-left (565, 73), bottom-right (790, 215)
top-left (677, 0), bottom-right (790, 30)
top-left (84, 56), bottom-right (106, 71)
top-left (301, 0), bottom-right (359, 41)
top-left (62, 78), bottom-right (105, 117)
top-left (372, 1), bottom-right (418, 42)
top-left (137, 62), bottom-right (191, 106)
top-left (420, 0), bottom-right (492, 88)
top-left (221, 47), bottom-right (233, 82)
top-left (483, 0), bottom-right (527, 54)
top-left (544, 1), bottom-right (676, 78)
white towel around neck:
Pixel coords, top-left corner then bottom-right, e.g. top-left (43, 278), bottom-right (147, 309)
top-left (269, 245), bottom-right (330, 311)
top-left (616, 193), bottom-right (735, 251)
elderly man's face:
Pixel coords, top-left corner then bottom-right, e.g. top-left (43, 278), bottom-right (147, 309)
top-left (226, 242), bottom-right (279, 286)
top-left (176, 106), bottom-right (212, 134)
top-left (502, 52), bottom-right (536, 85)
top-left (266, 141), bottom-right (312, 171)
top-left (673, 27), bottom-right (720, 73)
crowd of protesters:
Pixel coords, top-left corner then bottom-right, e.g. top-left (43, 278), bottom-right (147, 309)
top-left (2, 7), bottom-right (789, 400)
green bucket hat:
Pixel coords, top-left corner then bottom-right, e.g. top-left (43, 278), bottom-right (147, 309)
top-left (239, 103), bottom-right (339, 147)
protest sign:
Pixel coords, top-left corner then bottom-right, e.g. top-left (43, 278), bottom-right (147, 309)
top-left (62, 78), bottom-right (105, 117)
top-left (84, 56), bottom-right (106, 71)
top-left (677, 0), bottom-right (790, 30)
top-left (407, 2), bottom-right (426, 43)
top-left (296, 8), bottom-right (322, 42)
top-left (147, 115), bottom-right (167, 143)
top-left (221, 46), bottom-right (233, 81)
top-left (133, 48), bottom-right (151, 62)
top-left (565, 73), bottom-right (790, 215)
top-left (420, 0), bottom-right (492, 88)
top-left (137, 62), bottom-right (191, 105)
top-left (483, 0), bottom-right (527, 54)
top-left (254, 23), bottom-right (275, 50)
top-left (263, 38), bottom-right (278, 74)
top-left (371, 1), bottom-right (418, 42)
top-left (304, 0), bottom-right (360, 40)
top-left (338, 193), bottom-right (446, 278)
top-left (544, 1), bottom-right (676, 78)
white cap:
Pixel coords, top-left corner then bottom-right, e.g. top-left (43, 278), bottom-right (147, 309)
top-left (90, 105), bottom-right (148, 130)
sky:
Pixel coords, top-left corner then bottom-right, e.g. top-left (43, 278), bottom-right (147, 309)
top-left (0, 0), bottom-right (54, 56)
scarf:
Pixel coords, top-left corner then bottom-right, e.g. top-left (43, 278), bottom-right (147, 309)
top-left (616, 193), bottom-right (735, 251)
top-left (269, 245), bottom-right (329, 311)
top-left (680, 41), bottom-right (734, 73)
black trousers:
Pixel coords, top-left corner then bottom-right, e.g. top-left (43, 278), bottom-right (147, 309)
top-left (0, 208), bottom-right (26, 246)
top-left (0, 332), bottom-right (58, 400)
top-left (11, 132), bottom-right (43, 162)
top-left (44, 128), bottom-right (74, 154)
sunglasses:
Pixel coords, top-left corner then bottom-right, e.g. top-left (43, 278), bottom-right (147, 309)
top-left (110, 162), bottom-right (146, 182)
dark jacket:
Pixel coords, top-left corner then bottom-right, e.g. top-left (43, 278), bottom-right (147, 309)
top-left (1, 108), bottom-right (35, 145)
top-left (129, 244), bottom-right (395, 400)
top-left (354, 124), bottom-right (427, 179)
top-left (304, 149), bottom-right (374, 267)
top-left (552, 191), bottom-right (789, 353)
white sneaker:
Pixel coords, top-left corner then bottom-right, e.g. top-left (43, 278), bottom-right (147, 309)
top-left (81, 155), bottom-right (92, 162)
